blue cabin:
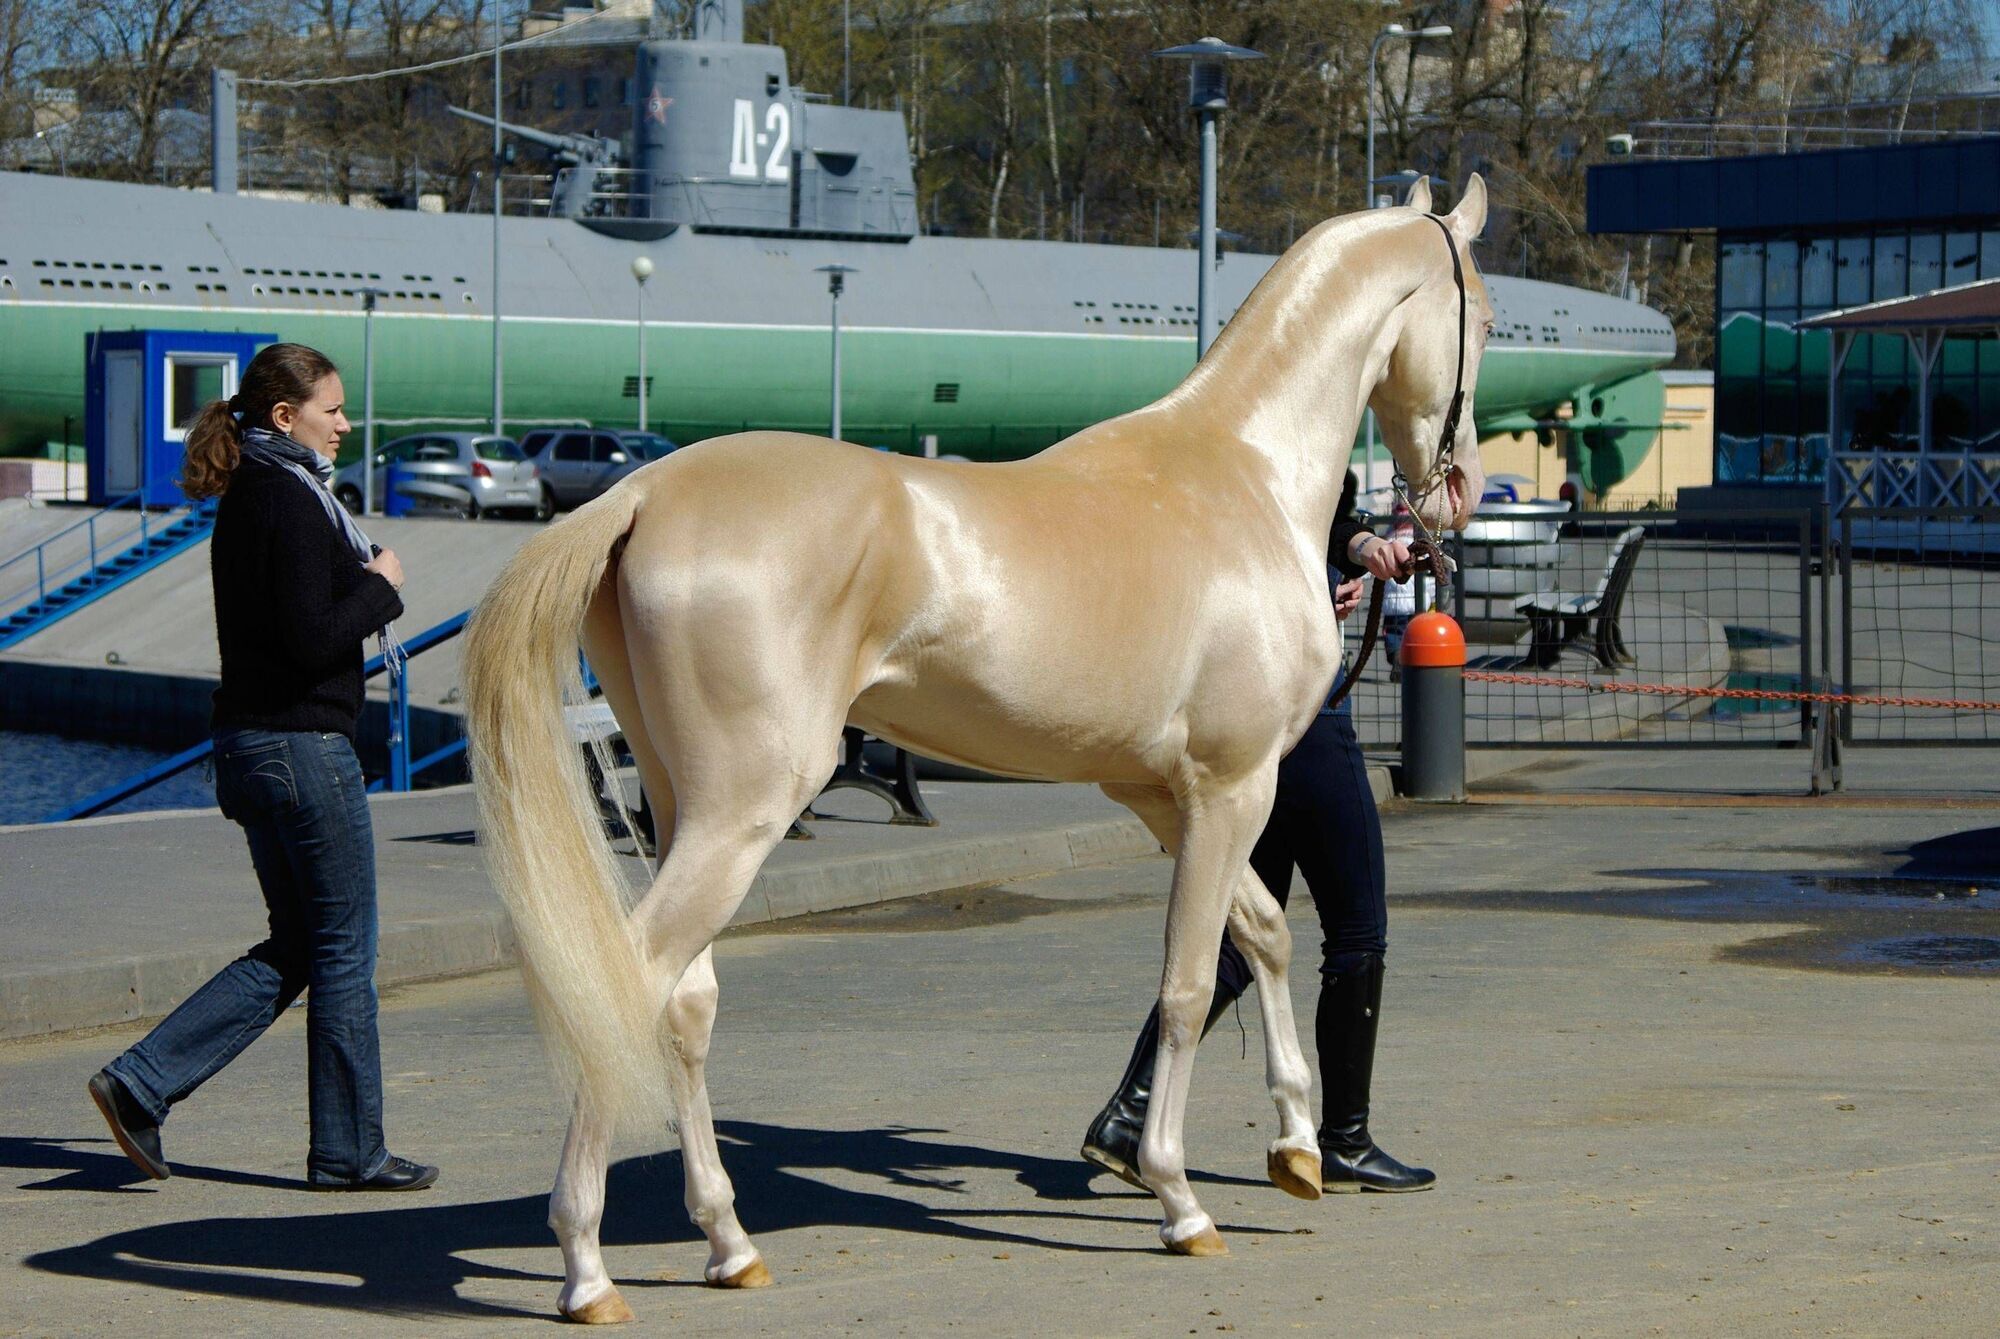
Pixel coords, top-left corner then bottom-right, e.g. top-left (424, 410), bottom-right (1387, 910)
top-left (85, 329), bottom-right (274, 507)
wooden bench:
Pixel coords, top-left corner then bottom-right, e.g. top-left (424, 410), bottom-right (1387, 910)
top-left (1513, 525), bottom-right (1647, 670)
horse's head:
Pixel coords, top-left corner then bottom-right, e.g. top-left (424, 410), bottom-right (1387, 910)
top-left (1370, 174), bottom-right (1491, 534)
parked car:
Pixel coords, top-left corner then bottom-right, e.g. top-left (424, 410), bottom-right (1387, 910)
top-left (618, 431), bottom-right (680, 461)
top-left (333, 432), bottom-right (547, 520)
top-left (519, 427), bottom-right (650, 512)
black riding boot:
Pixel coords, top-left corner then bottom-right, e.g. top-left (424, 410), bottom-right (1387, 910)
top-left (1318, 952), bottom-right (1434, 1192)
top-left (1080, 973), bottom-right (1248, 1189)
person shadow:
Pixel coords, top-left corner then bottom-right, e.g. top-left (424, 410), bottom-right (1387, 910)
top-left (10, 1121), bottom-right (1278, 1320)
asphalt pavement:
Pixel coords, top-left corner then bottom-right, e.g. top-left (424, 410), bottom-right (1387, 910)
top-left (4, 783), bottom-right (1997, 1336)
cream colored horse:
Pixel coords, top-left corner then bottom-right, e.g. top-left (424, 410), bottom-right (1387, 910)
top-left (462, 176), bottom-right (1491, 1323)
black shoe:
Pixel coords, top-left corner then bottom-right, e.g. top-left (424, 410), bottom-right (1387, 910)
top-left (88, 1069), bottom-right (169, 1181)
top-left (1317, 953), bottom-right (1435, 1194)
top-left (1081, 976), bottom-right (1247, 1189)
top-left (1320, 1136), bottom-right (1436, 1192)
top-left (309, 1155), bottom-right (439, 1192)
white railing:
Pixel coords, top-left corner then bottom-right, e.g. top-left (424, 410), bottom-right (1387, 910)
top-left (1830, 450), bottom-right (2000, 511)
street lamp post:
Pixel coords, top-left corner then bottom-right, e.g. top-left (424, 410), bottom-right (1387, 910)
top-left (491, 1), bottom-right (505, 438)
top-left (631, 255), bottom-right (654, 433)
top-left (815, 264), bottom-right (859, 442)
top-left (1152, 37), bottom-right (1264, 361)
top-left (359, 287), bottom-right (387, 515)
top-left (1362, 22), bottom-right (1450, 494)
top-left (1366, 23), bottom-right (1452, 210)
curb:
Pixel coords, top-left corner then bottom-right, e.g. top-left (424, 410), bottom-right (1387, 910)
top-left (0, 815), bottom-right (1159, 1042)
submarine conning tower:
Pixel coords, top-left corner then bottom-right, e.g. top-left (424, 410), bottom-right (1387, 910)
top-left (631, 37), bottom-right (917, 241)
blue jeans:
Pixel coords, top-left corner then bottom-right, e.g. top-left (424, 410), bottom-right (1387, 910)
top-left (106, 729), bottom-right (390, 1184)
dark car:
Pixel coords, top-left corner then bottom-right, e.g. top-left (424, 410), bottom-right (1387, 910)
top-left (618, 431), bottom-right (680, 461)
top-left (519, 428), bottom-right (651, 513)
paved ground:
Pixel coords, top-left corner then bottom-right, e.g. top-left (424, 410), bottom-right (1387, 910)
top-left (0, 778), bottom-right (1163, 1039)
top-left (5, 787), bottom-right (1997, 1336)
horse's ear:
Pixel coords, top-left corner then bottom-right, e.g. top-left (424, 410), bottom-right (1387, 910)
top-left (1447, 173), bottom-right (1488, 243)
top-left (1404, 177), bottom-right (1433, 213)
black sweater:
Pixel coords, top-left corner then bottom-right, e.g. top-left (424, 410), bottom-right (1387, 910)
top-left (209, 456), bottom-right (404, 739)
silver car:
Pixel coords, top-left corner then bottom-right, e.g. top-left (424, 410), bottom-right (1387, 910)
top-left (519, 428), bottom-right (649, 512)
top-left (334, 432), bottom-right (549, 520)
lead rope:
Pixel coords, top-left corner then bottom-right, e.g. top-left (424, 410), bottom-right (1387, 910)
top-left (1323, 536), bottom-right (1451, 713)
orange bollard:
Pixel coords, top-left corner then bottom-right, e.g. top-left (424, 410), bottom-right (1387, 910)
top-left (1400, 611), bottom-right (1466, 801)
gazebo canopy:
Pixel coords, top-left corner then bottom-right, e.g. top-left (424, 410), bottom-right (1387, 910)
top-left (1797, 277), bottom-right (2000, 335)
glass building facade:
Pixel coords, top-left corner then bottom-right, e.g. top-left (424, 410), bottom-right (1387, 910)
top-left (1716, 228), bottom-right (2000, 484)
top-left (1587, 136), bottom-right (2000, 489)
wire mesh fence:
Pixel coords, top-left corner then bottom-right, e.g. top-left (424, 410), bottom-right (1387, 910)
top-left (1839, 508), bottom-right (2000, 745)
top-left (1348, 509), bottom-right (1823, 752)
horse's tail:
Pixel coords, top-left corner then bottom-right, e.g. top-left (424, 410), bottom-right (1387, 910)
top-left (462, 482), bottom-right (665, 1123)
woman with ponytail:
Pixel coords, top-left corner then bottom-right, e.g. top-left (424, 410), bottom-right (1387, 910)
top-left (88, 342), bottom-right (437, 1192)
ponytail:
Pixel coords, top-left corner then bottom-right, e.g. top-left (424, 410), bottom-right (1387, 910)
top-left (176, 342), bottom-right (340, 500)
top-left (180, 397), bottom-right (243, 500)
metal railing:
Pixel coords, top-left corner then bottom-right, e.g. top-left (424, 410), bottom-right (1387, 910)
top-left (45, 608), bottom-right (471, 821)
top-left (0, 491), bottom-right (149, 618)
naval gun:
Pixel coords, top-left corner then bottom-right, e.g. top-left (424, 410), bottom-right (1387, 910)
top-left (448, 105), bottom-right (625, 218)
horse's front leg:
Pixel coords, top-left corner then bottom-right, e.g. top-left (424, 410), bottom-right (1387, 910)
top-left (1141, 767), bottom-right (1279, 1255)
top-left (1226, 871), bottom-right (1322, 1198)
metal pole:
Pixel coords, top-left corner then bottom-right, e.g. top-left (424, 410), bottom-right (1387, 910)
top-left (1196, 107), bottom-right (1217, 358)
top-left (844, 0), bottom-right (851, 105)
top-left (830, 285), bottom-right (843, 442)
top-left (362, 291), bottom-right (377, 515)
top-left (210, 68), bottom-right (237, 195)
top-left (636, 281), bottom-right (647, 433)
top-left (1363, 34), bottom-right (1387, 494)
top-left (491, 5), bottom-right (504, 437)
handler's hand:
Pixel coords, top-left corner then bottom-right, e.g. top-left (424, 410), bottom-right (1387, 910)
top-left (365, 547), bottom-right (405, 591)
top-left (1334, 578), bottom-right (1364, 622)
top-left (1349, 531), bottom-right (1416, 582)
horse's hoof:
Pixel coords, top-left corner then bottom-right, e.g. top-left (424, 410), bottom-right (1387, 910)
top-left (559, 1289), bottom-right (635, 1324)
top-left (711, 1256), bottom-right (773, 1289)
top-left (1164, 1223), bottom-right (1228, 1257)
top-left (1268, 1146), bottom-right (1323, 1201)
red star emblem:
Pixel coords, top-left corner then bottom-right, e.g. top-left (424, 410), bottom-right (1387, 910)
top-left (645, 86), bottom-right (673, 125)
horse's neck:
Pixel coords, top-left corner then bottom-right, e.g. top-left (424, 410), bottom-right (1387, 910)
top-left (1146, 213), bottom-right (1428, 550)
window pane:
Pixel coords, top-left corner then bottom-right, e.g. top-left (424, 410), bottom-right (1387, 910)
top-left (1909, 233), bottom-right (1942, 293)
top-left (1718, 310), bottom-right (1762, 380)
top-left (1873, 233), bottom-right (1908, 300)
top-left (1984, 231), bottom-right (2000, 281)
top-left (1765, 309), bottom-right (1800, 376)
top-left (475, 437), bottom-right (524, 461)
top-left (1941, 333), bottom-right (1977, 377)
top-left (1934, 379), bottom-right (1977, 448)
top-left (1764, 240), bottom-right (1799, 306)
top-left (1836, 238), bottom-right (1871, 305)
top-left (1801, 238), bottom-right (1834, 308)
top-left (1947, 232), bottom-right (1980, 281)
top-left (1720, 241), bottom-right (1762, 309)
top-left (168, 360), bottom-right (225, 430)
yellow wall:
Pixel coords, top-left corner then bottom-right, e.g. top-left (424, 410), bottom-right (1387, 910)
top-left (1476, 377), bottom-right (1714, 507)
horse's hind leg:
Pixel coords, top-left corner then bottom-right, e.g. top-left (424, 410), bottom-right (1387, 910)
top-left (659, 945), bottom-right (769, 1287)
top-left (551, 1087), bottom-right (633, 1323)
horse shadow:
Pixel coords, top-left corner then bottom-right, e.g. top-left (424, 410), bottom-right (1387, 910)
top-left (11, 1120), bottom-right (1277, 1320)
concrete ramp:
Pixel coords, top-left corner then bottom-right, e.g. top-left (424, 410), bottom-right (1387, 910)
top-left (2, 514), bottom-right (542, 715)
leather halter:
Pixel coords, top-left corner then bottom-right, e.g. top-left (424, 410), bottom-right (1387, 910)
top-left (1325, 215), bottom-right (1468, 714)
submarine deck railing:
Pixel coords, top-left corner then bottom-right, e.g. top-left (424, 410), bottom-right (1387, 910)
top-left (46, 609), bottom-right (472, 822)
top-left (0, 490), bottom-right (150, 617)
